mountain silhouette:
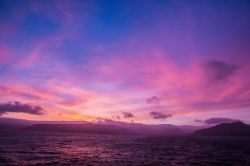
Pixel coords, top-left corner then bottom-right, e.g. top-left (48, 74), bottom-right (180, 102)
top-left (195, 121), bottom-right (250, 136)
top-left (23, 123), bottom-right (184, 135)
top-left (0, 117), bottom-right (204, 135)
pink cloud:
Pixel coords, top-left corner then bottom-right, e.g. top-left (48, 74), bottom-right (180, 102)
top-left (72, 51), bottom-right (250, 121)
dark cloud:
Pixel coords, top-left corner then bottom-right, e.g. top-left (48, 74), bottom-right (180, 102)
top-left (122, 111), bottom-right (134, 118)
top-left (150, 111), bottom-right (172, 119)
top-left (0, 101), bottom-right (44, 115)
top-left (204, 117), bottom-right (238, 124)
top-left (96, 117), bottom-right (114, 123)
top-left (204, 60), bottom-right (239, 81)
top-left (194, 119), bottom-right (203, 123)
top-left (147, 96), bottom-right (161, 104)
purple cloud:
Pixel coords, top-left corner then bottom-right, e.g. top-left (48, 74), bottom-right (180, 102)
top-left (0, 101), bottom-right (44, 115)
top-left (122, 111), bottom-right (134, 118)
top-left (150, 111), bottom-right (172, 119)
top-left (204, 60), bottom-right (239, 82)
top-left (194, 119), bottom-right (203, 123)
top-left (147, 96), bottom-right (161, 105)
top-left (204, 117), bottom-right (239, 124)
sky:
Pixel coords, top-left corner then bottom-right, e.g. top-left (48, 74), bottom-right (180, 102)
top-left (0, 0), bottom-right (250, 125)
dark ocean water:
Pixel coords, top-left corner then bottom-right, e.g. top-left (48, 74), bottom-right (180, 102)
top-left (0, 131), bottom-right (250, 166)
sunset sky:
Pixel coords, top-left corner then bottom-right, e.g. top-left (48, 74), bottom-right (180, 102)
top-left (0, 0), bottom-right (250, 125)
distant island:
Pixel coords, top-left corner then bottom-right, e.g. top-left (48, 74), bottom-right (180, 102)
top-left (23, 123), bottom-right (188, 136)
top-left (0, 117), bottom-right (201, 136)
top-left (195, 121), bottom-right (250, 137)
top-left (2, 117), bottom-right (250, 137)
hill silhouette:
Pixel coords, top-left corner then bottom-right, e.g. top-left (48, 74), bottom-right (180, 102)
top-left (195, 121), bottom-right (250, 137)
top-left (0, 117), bottom-right (203, 135)
top-left (24, 124), bottom-right (132, 135)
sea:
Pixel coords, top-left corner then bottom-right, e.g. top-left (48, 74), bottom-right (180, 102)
top-left (0, 131), bottom-right (250, 166)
